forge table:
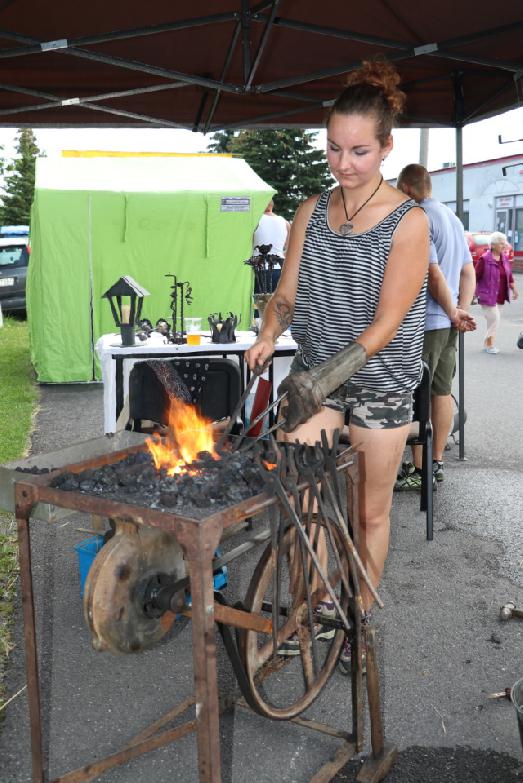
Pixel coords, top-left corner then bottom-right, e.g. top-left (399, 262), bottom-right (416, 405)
top-left (96, 330), bottom-right (297, 433)
top-left (13, 436), bottom-right (395, 783)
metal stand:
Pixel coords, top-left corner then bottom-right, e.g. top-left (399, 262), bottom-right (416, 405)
top-left (14, 444), bottom-right (395, 783)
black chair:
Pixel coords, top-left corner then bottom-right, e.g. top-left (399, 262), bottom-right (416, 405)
top-left (407, 361), bottom-right (434, 541)
top-left (127, 357), bottom-right (241, 432)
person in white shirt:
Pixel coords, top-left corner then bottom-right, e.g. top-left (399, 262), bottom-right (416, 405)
top-left (253, 200), bottom-right (291, 290)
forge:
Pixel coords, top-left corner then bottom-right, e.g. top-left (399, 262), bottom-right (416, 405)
top-left (10, 413), bottom-right (396, 783)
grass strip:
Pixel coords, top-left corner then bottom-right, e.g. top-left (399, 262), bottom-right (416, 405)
top-left (0, 316), bottom-right (38, 716)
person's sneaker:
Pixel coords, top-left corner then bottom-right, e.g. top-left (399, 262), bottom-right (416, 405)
top-left (485, 346), bottom-right (500, 354)
top-left (397, 461), bottom-right (415, 479)
top-left (315, 600), bottom-right (336, 641)
top-left (338, 636), bottom-right (367, 676)
top-left (432, 461), bottom-right (444, 482)
top-left (278, 601), bottom-right (337, 655)
top-left (394, 469), bottom-right (422, 491)
top-left (277, 633), bottom-right (301, 656)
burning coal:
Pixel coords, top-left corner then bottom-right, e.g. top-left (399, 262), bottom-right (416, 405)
top-left (51, 398), bottom-right (269, 518)
top-left (145, 397), bottom-right (217, 476)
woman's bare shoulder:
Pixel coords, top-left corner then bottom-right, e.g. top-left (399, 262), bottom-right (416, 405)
top-left (382, 182), bottom-right (415, 208)
top-left (291, 193), bottom-right (323, 228)
top-left (394, 199), bottom-right (429, 241)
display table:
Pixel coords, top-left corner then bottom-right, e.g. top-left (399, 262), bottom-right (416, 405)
top-left (96, 330), bottom-right (297, 433)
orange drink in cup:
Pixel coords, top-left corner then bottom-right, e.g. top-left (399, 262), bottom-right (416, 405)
top-left (184, 317), bottom-right (202, 345)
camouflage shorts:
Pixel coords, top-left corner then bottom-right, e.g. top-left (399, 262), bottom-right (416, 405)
top-left (289, 352), bottom-right (413, 429)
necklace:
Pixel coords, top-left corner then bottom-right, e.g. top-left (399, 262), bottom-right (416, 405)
top-left (339, 175), bottom-right (383, 236)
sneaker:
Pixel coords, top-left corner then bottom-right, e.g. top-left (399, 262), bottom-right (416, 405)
top-left (397, 461), bottom-right (415, 479)
top-left (432, 461), bottom-right (444, 482)
top-left (315, 600), bottom-right (336, 641)
top-left (277, 633), bottom-right (301, 656)
top-left (485, 347), bottom-right (499, 354)
top-left (338, 636), bottom-right (367, 676)
top-left (394, 470), bottom-right (422, 491)
top-left (277, 601), bottom-right (337, 656)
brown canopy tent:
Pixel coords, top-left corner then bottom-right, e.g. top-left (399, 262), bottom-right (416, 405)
top-left (2, 1), bottom-right (521, 453)
top-left (0, 1), bottom-right (520, 131)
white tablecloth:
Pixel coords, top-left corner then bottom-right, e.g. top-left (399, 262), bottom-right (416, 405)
top-left (96, 330), bottom-right (297, 433)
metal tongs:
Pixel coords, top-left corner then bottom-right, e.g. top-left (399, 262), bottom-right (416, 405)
top-left (215, 360), bottom-right (288, 452)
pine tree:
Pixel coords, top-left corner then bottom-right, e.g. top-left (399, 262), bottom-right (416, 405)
top-left (215, 129), bottom-right (333, 220)
top-left (206, 129), bottom-right (238, 154)
top-left (1, 129), bottom-right (42, 225)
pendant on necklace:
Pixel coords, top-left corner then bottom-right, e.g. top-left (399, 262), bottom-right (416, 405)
top-left (339, 222), bottom-right (353, 236)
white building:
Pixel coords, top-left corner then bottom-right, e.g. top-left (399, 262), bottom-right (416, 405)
top-left (429, 154), bottom-right (523, 264)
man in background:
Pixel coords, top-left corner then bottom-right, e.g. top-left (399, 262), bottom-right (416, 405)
top-left (253, 199), bottom-right (290, 291)
top-left (396, 164), bottom-right (476, 487)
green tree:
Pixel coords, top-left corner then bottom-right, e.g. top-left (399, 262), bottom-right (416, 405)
top-left (207, 129), bottom-right (332, 220)
top-left (206, 129), bottom-right (238, 154)
top-left (1, 129), bottom-right (42, 225)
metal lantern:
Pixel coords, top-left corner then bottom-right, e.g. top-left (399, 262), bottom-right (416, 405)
top-left (102, 276), bottom-right (150, 347)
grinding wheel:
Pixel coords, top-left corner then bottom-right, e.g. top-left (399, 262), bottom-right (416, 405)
top-left (84, 521), bottom-right (187, 654)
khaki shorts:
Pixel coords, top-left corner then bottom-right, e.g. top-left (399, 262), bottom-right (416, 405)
top-left (422, 328), bottom-right (458, 396)
top-left (289, 353), bottom-right (413, 429)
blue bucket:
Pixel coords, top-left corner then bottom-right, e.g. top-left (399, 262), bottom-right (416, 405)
top-left (73, 537), bottom-right (227, 600)
top-left (74, 536), bottom-right (105, 598)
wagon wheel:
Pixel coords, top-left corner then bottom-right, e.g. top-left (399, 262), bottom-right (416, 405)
top-left (238, 517), bottom-right (353, 720)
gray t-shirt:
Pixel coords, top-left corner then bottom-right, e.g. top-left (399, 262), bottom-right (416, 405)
top-left (421, 198), bottom-right (472, 331)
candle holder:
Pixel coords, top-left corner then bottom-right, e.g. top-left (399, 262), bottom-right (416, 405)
top-left (102, 276), bottom-right (150, 347)
top-left (208, 312), bottom-right (238, 344)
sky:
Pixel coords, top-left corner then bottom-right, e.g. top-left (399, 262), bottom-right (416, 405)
top-left (0, 105), bottom-right (521, 180)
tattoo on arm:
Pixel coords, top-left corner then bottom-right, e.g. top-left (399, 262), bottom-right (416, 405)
top-left (274, 297), bottom-right (294, 332)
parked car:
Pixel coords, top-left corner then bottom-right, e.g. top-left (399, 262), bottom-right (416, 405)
top-left (465, 231), bottom-right (514, 268)
top-left (0, 226), bottom-right (30, 314)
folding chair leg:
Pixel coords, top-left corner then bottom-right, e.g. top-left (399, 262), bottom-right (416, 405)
top-left (425, 425), bottom-right (434, 541)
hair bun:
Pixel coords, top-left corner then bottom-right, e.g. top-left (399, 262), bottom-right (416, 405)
top-left (346, 60), bottom-right (406, 115)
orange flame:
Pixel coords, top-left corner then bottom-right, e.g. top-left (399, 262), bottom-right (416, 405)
top-left (146, 398), bottom-right (217, 476)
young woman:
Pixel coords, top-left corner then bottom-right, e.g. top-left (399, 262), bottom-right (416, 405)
top-left (475, 231), bottom-right (519, 354)
top-left (245, 60), bottom-right (429, 668)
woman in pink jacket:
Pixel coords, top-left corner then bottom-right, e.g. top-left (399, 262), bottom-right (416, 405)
top-left (475, 231), bottom-right (519, 354)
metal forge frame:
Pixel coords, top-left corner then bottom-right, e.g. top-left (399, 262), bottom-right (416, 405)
top-left (14, 441), bottom-right (395, 783)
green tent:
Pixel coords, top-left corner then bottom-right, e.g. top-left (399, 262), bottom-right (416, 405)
top-left (28, 153), bottom-right (273, 382)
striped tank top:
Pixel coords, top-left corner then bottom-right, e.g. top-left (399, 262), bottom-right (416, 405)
top-left (291, 190), bottom-right (427, 394)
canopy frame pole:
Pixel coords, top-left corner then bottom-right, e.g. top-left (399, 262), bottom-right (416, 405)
top-left (453, 70), bottom-right (466, 461)
top-left (0, 81), bottom-right (189, 120)
top-left (241, 0), bottom-right (252, 86)
top-left (0, 13), bottom-right (239, 59)
top-left (245, 0), bottom-right (281, 90)
top-left (0, 81), bottom-right (188, 128)
top-left (203, 22), bottom-right (242, 133)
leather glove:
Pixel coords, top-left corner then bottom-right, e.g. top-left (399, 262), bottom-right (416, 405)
top-left (277, 370), bottom-right (326, 433)
top-left (277, 342), bottom-right (367, 433)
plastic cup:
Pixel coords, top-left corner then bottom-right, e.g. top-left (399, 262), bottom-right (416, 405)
top-left (186, 333), bottom-right (201, 346)
top-left (184, 317), bottom-right (202, 333)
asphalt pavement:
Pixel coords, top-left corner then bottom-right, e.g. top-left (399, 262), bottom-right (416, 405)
top-left (0, 290), bottom-right (522, 782)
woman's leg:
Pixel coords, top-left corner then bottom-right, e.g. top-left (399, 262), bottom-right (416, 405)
top-left (348, 422), bottom-right (410, 610)
top-left (279, 405), bottom-right (344, 448)
top-left (482, 304), bottom-right (500, 347)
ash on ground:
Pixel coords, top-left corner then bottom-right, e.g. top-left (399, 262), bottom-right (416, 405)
top-left (50, 449), bottom-right (266, 518)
